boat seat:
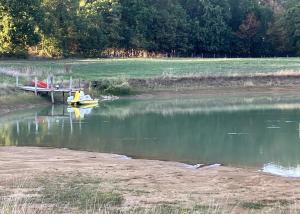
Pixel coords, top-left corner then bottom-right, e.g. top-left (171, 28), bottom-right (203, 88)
top-left (82, 95), bottom-right (92, 100)
top-left (67, 96), bottom-right (74, 103)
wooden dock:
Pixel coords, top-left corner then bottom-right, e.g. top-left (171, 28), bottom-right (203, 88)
top-left (19, 86), bottom-right (80, 104)
top-left (19, 86), bottom-right (79, 93)
top-left (17, 76), bottom-right (81, 104)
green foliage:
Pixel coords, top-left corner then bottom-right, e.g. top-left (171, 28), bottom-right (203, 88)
top-left (38, 0), bottom-right (81, 57)
top-left (228, 0), bottom-right (274, 56)
top-left (280, 3), bottom-right (300, 55)
top-left (94, 78), bottom-right (131, 95)
top-left (77, 0), bottom-right (121, 57)
top-left (267, 1), bottom-right (300, 56)
top-left (0, 0), bottom-right (42, 56)
top-left (1, 0), bottom-right (300, 57)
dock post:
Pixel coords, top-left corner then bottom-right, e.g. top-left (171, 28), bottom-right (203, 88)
top-left (47, 76), bottom-right (49, 89)
top-left (16, 75), bottom-right (19, 87)
top-left (34, 76), bottom-right (38, 96)
top-left (50, 75), bottom-right (54, 88)
top-left (69, 76), bottom-right (73, 96)
top-left (16, 121), bottom-right (20, 136)
top-left (47, 117), bottom-right (50, 130)
top-left (62, 118), bottom-right (64, 132)
top-left (28, 121), bottom-right (31, 133)
top-left (51, 105), bottom-right (54, 116)
top-left (35, 113), bottom-right (39, 133)
top-left (51, 91), bottom-right (54, 104)
top-left (69, 112), bottom-right (73, 134)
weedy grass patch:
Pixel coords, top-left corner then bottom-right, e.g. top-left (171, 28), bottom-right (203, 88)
top-left (33, 175), bottom-right (124, 210)
top-left (241, 201), bottom-right (268, 210)
top-left (0, 174), bottom-right (124, 213)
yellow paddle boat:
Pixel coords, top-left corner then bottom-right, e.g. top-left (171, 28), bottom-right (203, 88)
top-left (67, 90), bottom-right (99, 106)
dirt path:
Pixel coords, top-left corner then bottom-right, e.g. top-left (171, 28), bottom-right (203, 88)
top-left (1, 147), bottom-right (300, 213)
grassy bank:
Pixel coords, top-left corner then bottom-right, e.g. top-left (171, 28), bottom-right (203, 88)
top-left (1, 58), bottom-right (300, 79)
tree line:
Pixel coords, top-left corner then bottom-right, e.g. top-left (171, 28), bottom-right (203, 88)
top-left (0, 0), bottom-right (299, 58)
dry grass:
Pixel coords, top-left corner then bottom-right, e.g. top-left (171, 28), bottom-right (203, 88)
top-left (1, 174), bottom-right (300, 214)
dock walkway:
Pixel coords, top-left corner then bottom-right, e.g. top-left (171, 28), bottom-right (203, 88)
top-left (15, 75), bottom-right (81, 104)
top-left (19, 86), bottom-right (79, 93)
top-left (19, 86), bottom-right (80, 104)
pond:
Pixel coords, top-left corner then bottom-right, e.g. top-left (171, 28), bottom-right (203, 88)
top-left (2, 94), bottom-right (300, 176)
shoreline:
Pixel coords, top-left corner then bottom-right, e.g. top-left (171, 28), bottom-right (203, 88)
top-left (3, 83), bottom-right (300, 115)
top-left (0, 87), bottom-right (50, 115)
top-left (1, 146), bottom-right (300, 213)
top-left (2, 71), bottom-right (300, 115)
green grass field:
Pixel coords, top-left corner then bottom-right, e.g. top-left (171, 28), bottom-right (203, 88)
top-left (1, 58), bottom-right (300, 80)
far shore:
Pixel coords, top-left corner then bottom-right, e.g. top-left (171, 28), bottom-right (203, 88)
top-left (3, 83), bottom-right (300, 116)
top-left (1, 147), bottom-right (300, 213)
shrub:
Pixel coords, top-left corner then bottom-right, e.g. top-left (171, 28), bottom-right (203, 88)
top-left (94, 78), bottom-right (132, 95)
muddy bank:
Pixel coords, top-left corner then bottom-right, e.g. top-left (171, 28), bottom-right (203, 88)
top-left (126, 74), bottom-right (300, 90)
top-left (0, 86), bottom-right (49, 115)
top-left (1, 147), bottom-right (300, 213)
top-left (90, 73), bottom-right (300, 95)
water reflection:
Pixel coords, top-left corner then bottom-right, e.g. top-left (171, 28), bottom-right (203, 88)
top-left (67, 104), bottom-right (99, 120)
top-left (2, 97), bottom-right (300, 177)
top-left (0, 105), bottom-right (96, 145)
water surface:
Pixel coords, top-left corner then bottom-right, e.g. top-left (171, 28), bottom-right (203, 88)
top-left (2, 96), bottom-right (300, 176)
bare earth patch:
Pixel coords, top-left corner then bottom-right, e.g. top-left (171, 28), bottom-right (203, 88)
top-left (1, 147), bottom-right (300, 213)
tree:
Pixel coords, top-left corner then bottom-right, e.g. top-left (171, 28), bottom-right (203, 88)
top-left (0, 0), bottom-right (42, 56)
top-left (199, 0), bottom-right (231, 53)
top-left (149, 0), bottom-right (190, 55)
top-left (0, 0), bottom-right (298, 57)
top-left (182, 0), bottom-right (231, 55)
top-left (118, 0), bottom-right (153, 50)
top-left (78, 0), bottom-right (121, 57)
top-left (279, 3), bottom-right (300, 55)
top-left (228, 0), bottom-right (274, 56)
top-left (37, 0), bottom-right (80, 57)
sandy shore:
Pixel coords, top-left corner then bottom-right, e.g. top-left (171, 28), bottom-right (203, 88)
top-left (1, 147), bottom-right (300, 213)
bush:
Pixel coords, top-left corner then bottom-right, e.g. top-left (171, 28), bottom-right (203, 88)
top-left (94, 79), bottom-right (132, 95)
top-left (104, 81), bottom-right (131, 95)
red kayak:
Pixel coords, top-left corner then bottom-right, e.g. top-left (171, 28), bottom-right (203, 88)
top-left (31, 80), bottom-right (48, 88)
